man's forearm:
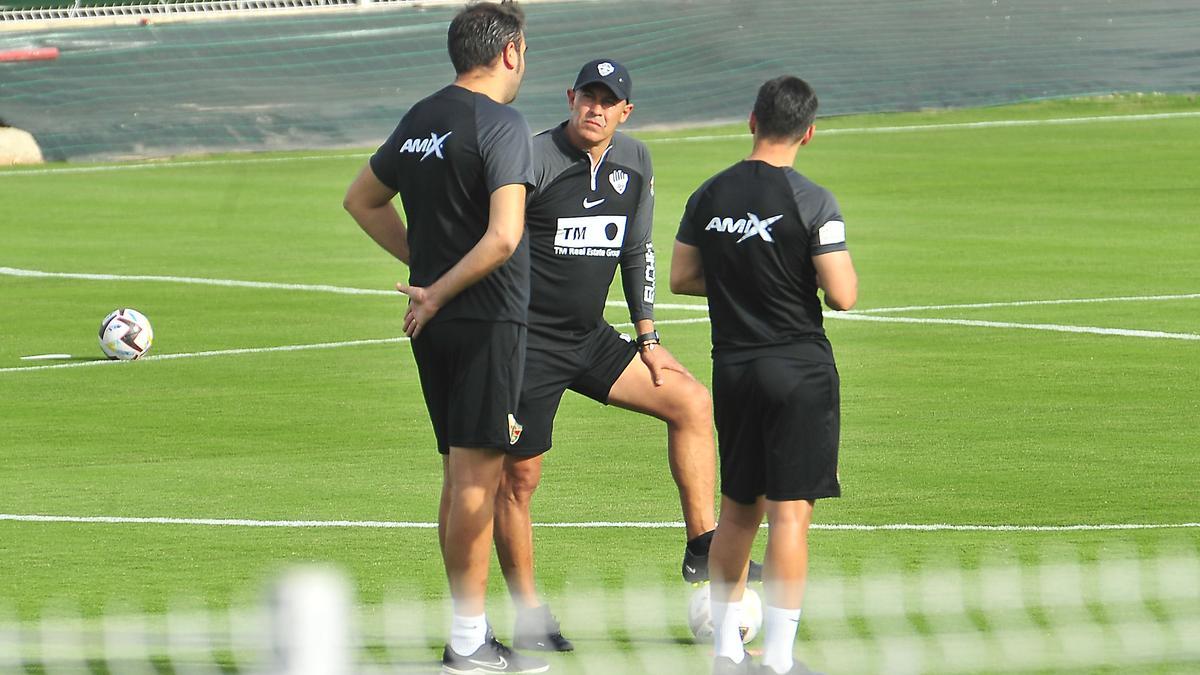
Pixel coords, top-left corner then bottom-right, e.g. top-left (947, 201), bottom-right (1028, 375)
top-left (351, 205), bottom-right (410, 265)
top-left (671, 276), bottom-right (706, 296)
top-left (427, 228), bottom-right (518, 308)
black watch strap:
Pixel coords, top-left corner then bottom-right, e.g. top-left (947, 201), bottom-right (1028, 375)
top-left (636, 330), bottom-right (660, 348)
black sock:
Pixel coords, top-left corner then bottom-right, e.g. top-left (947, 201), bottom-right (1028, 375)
top-left (686, 529), bottom-right (715, 555)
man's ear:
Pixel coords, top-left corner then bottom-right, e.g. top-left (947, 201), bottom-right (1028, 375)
top-left (566, 88), bottom-right (576, 108)
top-left (799, 124), bottom-right (815, 146)
top-left (501, 40), bottom-right (520, 70)
top-left (748, 112), bottom-right (757, 135)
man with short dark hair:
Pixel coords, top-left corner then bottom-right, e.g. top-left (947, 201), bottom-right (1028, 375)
top-left (671, 75), bottom-right (858, 675)
top-left (490, 59), bottom-right (724, 652)
top-left (343, 2), bottom-right (549, 673)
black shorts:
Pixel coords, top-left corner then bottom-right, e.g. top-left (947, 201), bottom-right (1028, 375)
top-left (513, 325), bottom-right (639, 456)
top-left (410, 319), bottom-right (526, 455)
top-left (712, 345), bottom-right (841, 504)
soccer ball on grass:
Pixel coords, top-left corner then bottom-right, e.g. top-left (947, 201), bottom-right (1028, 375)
top-left (99, 308), bottom-right (154, 360)
top-left (687, 583), bottom-right (763, 643)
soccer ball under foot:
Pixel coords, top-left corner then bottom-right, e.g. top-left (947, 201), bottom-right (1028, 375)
top-left (688, 583), bottom-right (763, 643)
top-left (99, 308), bottom-right (154, 360)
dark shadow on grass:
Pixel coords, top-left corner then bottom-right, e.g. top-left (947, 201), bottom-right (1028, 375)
top-left (570, 635), bottom-right (700, 647)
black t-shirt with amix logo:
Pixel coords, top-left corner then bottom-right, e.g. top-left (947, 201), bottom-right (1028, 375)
top-left (525, 122), bottom-right (656, 348)
top-left (676, 160), bottom-right (848, 358)
top-left (370, 85), bottom-right (535, 326)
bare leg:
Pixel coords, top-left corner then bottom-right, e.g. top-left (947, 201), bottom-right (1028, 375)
top-left (710, 495), bottom-right (765, 602)
top-left (607, 348), bottom-right (717, 539)
top-left (438, 454), bottom-right (450, 557)
top-left (442, 446), bottom-right (505, 616)
top-left (494, 453), bottom-right (545, 609)
top-left (710, 495), bottom-right (764, 664)
top-left (763, 499), bottom-right (813, 609)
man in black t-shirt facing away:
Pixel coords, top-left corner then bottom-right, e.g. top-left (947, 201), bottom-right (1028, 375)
top-left (672, 76), bottom-right (858, 675)
top-left (343, 2), bottom-right (547, 673)
top-left (491, 59), bottom-right (723, 652)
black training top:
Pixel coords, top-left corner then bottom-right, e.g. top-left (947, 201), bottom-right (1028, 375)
top-left (525, 122), bottom-right (656, 348)
top-left (676, 160), bottom-right (848, 354)
top-left (370, 85), bottom-right (535, 326)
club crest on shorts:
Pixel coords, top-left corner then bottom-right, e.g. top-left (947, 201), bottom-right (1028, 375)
top-left (508, 413), bottom-right (524, 445)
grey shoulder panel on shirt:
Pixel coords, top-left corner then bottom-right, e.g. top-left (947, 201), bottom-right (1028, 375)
top-left (784, 168), bottom-right (847, 253)
top-left (608, 131), bottom-right (652, 175)
top-left (784, 169), bottom-right (840, 234)
top-left (676, 169), bottom-right (727, 245)
top-left (475, 95), bottom-right (530, 133)
top-left (531, 127), bottom-right (576, 195)
top-left (476, 96), bottom-right (534, 192)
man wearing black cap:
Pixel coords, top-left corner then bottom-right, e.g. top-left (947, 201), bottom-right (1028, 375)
top-left (491, 59), bottom-right (722, 651)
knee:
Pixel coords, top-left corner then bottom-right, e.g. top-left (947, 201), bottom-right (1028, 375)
top-left (499, 459), bottom-right (542, 505)
top-left (670, 380), bottom-right (713, 429)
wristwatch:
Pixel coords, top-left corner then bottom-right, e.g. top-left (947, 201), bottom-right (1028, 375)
top-left (636, 330), bottom-right (661, 352)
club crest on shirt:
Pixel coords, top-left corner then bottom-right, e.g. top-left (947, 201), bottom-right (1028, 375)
top-left (508, 414), bottom-right (523, 445)
top-left (609, 169), bottom-right (629, 195)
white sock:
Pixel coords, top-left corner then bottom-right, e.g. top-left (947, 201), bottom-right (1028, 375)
top-left (449, 612), bottom-right (488, 656)
top-left (711, 599), bottom-right (745, 662)
top-left (761, 605), bottom-right (802, 674)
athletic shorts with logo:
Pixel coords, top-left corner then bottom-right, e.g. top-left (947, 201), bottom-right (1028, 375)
top-left (712, 342), bottom-right (841, 504)
top-left (513, 324), bottom-right (639, 456)
top-left (410, 319), bottom-right (527, 455)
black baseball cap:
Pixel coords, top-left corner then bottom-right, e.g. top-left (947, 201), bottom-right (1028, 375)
top-left (573, 59), bottom-right (632, 102)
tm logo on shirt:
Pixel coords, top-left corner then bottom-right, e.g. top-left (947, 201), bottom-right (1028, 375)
top-left (704, 212), bottom-right (783, 243)
top-left (400, 131), bottom-right (452, 161)
top-left (554, 215), bottom-right (627, 258)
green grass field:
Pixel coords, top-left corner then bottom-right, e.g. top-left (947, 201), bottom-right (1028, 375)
top-left (1, 94), bottom-right (1198, 672)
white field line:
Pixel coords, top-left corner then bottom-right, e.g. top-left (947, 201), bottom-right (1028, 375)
top-left (0, 266), bottom-right (708, 310)
top-left (3, 266), bottom-right (1196, 374)
top-left (0, 336), bottom-right (410, 373)
top-left (0, 266), bottom-right (397, 296)
top-left (2, 111), bottom-right (1197, 177)
top-left (828, 312), bottom-right (1200, 341)
top-left (0, 152), bottom-right (369, 177)
top-left (1, 513), bottom-right (1196, 532)
top-left (0, 318), bottom-right (712, 374)
top-left (853, 293), bottom-right (1200, 314)
top-left (645, 110), bottom-right (1200, 144)
top-left (8, 266), bottom-right (1200, 314)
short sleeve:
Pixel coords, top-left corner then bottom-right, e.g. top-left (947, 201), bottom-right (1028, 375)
top-left (478, 104), bottom-right (535, 194)
top-left (791, 178), bottom-right (847, 256)
top-left (368, 124), bottom-right (403, 191)
top-left (675, 186), bottom-right (704, 246)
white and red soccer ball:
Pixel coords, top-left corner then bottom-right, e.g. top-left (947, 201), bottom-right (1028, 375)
top-left (99, 308), bottom-right (154, 360)
top-left (688, 583), bottom-right (763, 644)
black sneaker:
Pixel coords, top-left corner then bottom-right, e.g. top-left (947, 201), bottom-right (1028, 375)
top-left (713, 652), bottom-right (755, 675)
top-left (441, 633), bottom-right (549, 674)
top-left (683, 531), bottom-right (764, 584)
top-left (513, 604), bottom-right (574, 652)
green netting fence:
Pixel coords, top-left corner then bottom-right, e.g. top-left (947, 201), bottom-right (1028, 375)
top-left (1, 0), bottom-right (1198, 162)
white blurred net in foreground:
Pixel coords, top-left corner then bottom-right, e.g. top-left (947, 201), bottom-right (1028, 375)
top-left (1, 547), bottom-right (1197, 674)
